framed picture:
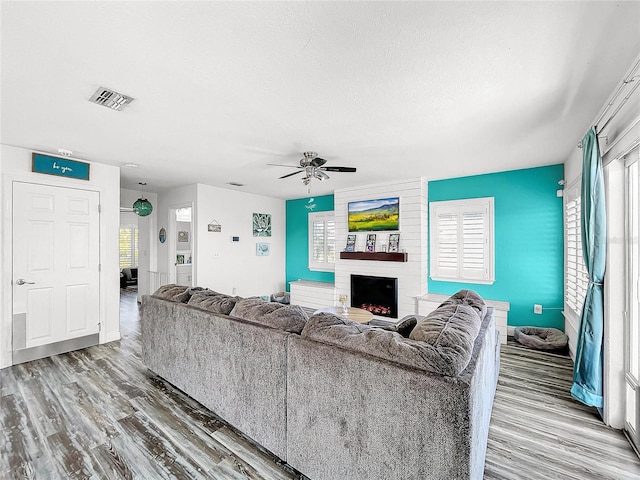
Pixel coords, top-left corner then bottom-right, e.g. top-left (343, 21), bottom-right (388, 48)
top-left (253, 213), bottom-right (272, 237)
top-left (345, 234), bottom-right (356, 252)
top-left (176, 254), bottom-right (185, 264)
top-left (178, 230), bottom-right (189, 242)
top-left (348, 197), bottom-right (399, 232)
top-left (366, 233), bottom-right (376, 252)
top-left (388, 233), bottom-right (400, 253)
top-left (256, 242), bottom-right (270, 256)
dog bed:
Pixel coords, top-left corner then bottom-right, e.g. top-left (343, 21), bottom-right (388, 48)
top-left (513, 327), bottom-right (569, 351)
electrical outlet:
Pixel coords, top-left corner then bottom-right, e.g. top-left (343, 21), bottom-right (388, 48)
top-left (534, 304), bottom-right (543, 314)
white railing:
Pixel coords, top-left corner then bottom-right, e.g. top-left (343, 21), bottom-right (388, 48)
top-left (149, 271), bottom-right (170, 293)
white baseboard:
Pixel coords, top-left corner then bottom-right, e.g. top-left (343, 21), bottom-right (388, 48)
top-left (104, 330), bottom-right (121, 343)
top-left (507, 326), bottom-right (515, 337)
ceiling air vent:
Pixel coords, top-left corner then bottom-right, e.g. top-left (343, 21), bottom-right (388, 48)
top-left (227, 182), bottom-right (245, 187)
top-left (89, 87), bottom-right (134, 111)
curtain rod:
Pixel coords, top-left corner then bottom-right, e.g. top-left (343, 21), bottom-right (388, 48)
top-left (596, 75), bottom-right (640, 133)
top-left (578, 58), bottom-right (640, 148)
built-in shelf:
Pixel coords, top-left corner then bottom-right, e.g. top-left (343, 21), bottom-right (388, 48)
top-left (339, 251), bottom-right (408, 262)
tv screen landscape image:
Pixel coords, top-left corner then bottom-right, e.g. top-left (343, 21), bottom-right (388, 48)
top-left (348, 197), bottom-right (399, 232)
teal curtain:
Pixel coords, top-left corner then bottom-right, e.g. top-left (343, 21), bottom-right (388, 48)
top-left (571, 127), bottom-right (606, 408)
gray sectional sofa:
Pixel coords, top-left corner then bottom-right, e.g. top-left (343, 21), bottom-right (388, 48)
top-left (141, 286), bottom-right (500, 480)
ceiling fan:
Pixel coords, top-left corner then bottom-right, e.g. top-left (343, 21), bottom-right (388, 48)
top-left (269, 152), bottom-right (356, 185)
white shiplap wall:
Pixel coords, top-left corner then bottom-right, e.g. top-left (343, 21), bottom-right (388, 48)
top-left (334, 178), bottom-right (428, 319)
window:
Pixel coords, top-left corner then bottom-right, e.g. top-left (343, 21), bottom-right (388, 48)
top-left (119, 225), bottom-right (139, 268)
top-left (564, 191), bottom-right (588, 317)
top-left (308, 211), bottom-right (335, 271)
top-left (429, 197), bottom-right (494, 284)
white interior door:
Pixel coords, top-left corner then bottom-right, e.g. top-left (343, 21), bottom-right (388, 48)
top-left (12, 182), bottom-right (100, 364)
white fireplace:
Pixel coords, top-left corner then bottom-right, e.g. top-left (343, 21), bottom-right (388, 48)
top-left (334, 178), bottom-right (428, 320)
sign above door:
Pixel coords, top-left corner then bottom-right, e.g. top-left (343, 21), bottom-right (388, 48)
top-left (32, 153), bottom-right (90, 181)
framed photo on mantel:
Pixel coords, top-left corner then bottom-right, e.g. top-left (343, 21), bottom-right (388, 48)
top-left (345, 234), bottom-right (356, 252)
top-left (366, 234), bottom-right (376, 252)
top-left (388, 233), bottom-right (400, 253)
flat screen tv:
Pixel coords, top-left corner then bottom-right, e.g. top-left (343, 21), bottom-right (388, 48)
top-left (348, 197), bottom-right (399, 232)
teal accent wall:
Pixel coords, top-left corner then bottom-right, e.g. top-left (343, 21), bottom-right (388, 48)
top-left (428, 164), bottom-right (565, 330)
top-left (285, 195), bottom-right (335, 290)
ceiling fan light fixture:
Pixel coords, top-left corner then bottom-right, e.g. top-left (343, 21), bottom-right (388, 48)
top-left (315, 170), bottom-right (329, 181)
top-left (269, 151), bottom-right (356, 187)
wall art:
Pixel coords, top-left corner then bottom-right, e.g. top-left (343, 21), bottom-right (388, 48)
top-left (253, 213), bottom-right (272, 237)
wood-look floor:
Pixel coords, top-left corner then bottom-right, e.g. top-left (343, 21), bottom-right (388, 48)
top-left (1, 290), bottom-right (638, 479)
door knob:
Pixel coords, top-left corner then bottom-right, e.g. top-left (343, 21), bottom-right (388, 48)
top-left (15, 279), bottom-right (35, 285)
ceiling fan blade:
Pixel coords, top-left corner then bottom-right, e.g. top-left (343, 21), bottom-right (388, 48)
top-left (268, 163), bottom-right (303, 169)
top-left (310, 157), bottom-right (327, 167)
top-left (323, 166), bottom-right (357, 173)
top-left (279, 170), bottom-right (304, 179)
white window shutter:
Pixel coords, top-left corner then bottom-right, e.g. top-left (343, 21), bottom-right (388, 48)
top-left (119, 225), bottom-right (139, 268)
top-left (430, 198), bottom-right (494, 284)
top-left (312, 219), bottom-right (325, 263)
top-left (564, 194), bottom-right (587, 316)
top-left (461, 203), bottom-right (490, 281)
top-left (433, 205), bottom-right (459, 279)
top-left (308, 212), bottom-right (335, 271)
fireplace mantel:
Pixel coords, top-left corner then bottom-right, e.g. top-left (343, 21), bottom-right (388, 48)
top-left (339, 251), bottom-right (408, 262)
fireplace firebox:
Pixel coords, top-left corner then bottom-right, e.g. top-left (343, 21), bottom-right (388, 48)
top-left (350, 274), bottom-right (398, 318)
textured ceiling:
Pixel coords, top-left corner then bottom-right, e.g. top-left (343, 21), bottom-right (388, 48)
top-left (1, 1), bottom-right (639, 199)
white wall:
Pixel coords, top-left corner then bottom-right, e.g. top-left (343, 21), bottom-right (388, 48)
top-left (563, 53), bottom-right (640, 428)
top-left (0, 144), bottom-right (120, 368)
top-left (334, 178), bottom-right (428, 320)
top-left (195, 183), bottom-right (285, 297)
top-left (120, 188), bottom-right (158, 297)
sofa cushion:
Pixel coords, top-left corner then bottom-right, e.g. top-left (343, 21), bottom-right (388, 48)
top-left (302, 312), bottom-right (476, 376)
top-left (438, 289), bottom-right (487, 319)
top-left (187, 292), bottom-right (240, 315)
top-left (408, 304), bottom-right (481, 375)
top-left (151, 284), bottom-right (191, 303)
top-left (230, 298), bottom-right (308, 334)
